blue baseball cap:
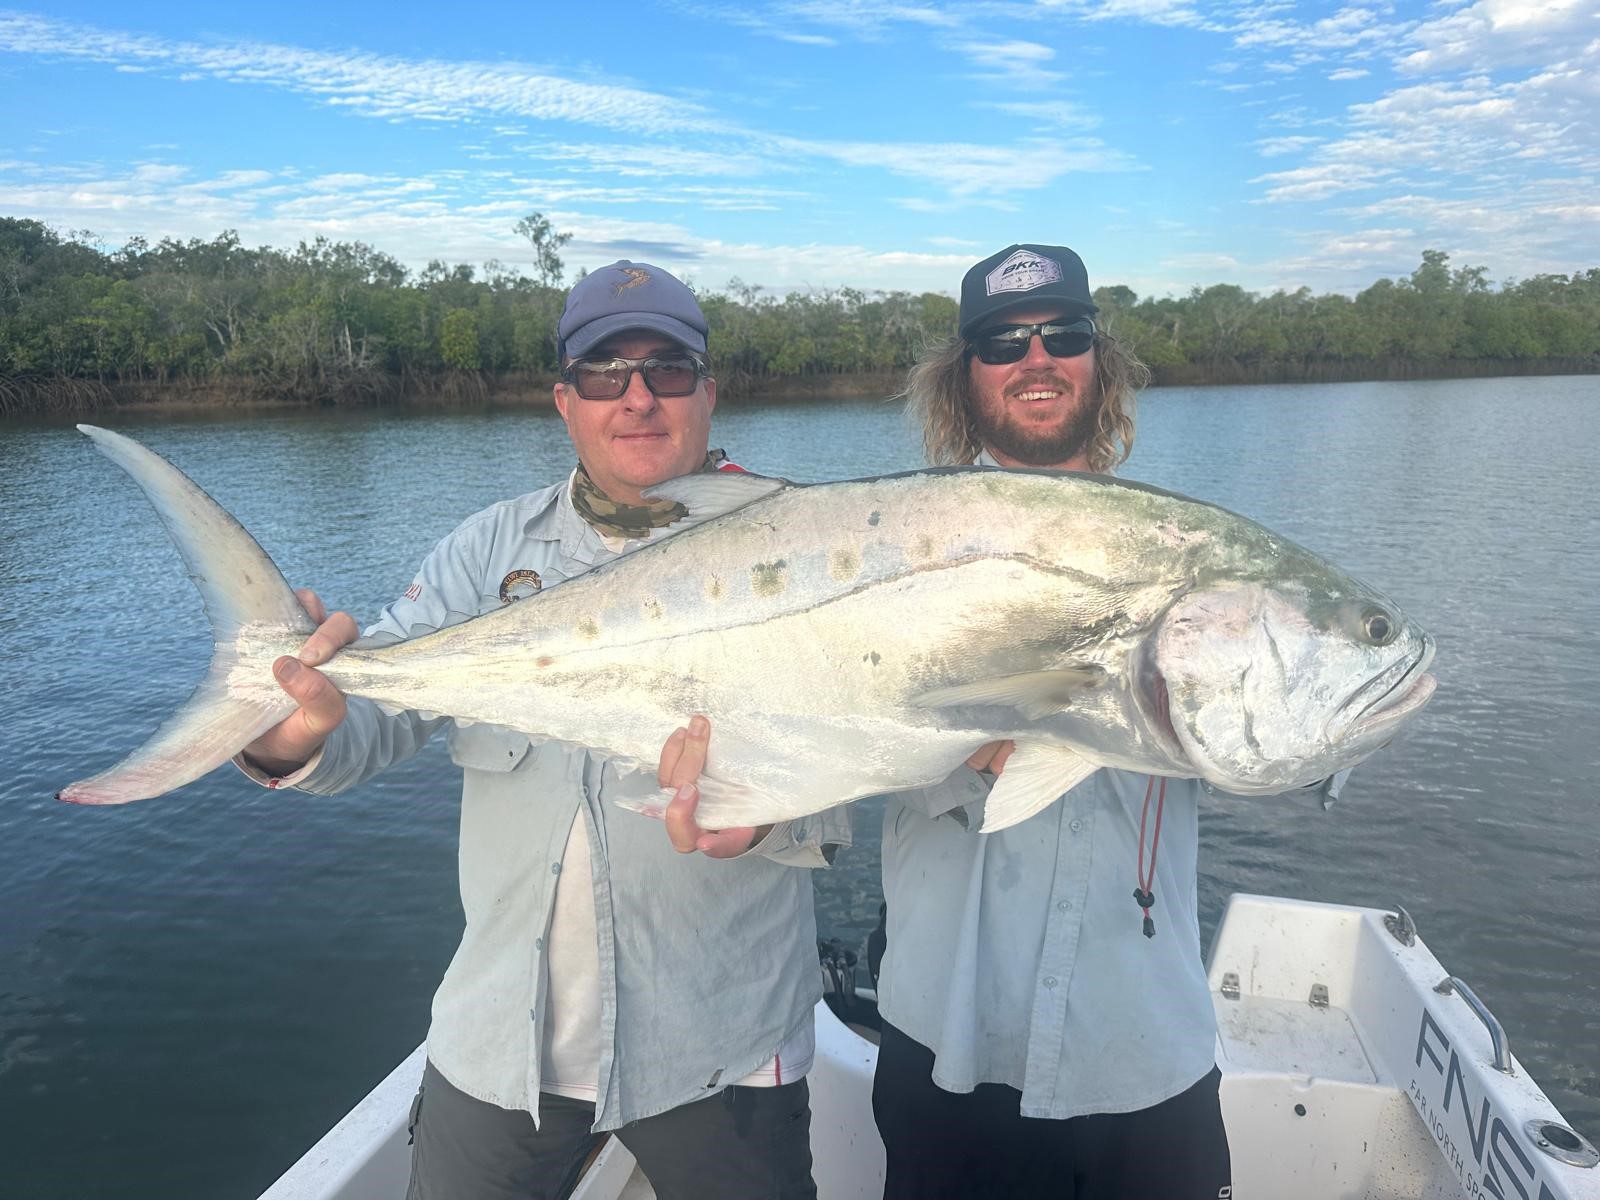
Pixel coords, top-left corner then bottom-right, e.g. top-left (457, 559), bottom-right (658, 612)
top-left (558, 260), bottom-right (709, 360)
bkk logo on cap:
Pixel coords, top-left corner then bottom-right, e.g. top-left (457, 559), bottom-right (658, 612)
top-left (986, 249), bottom-right (1064, 297)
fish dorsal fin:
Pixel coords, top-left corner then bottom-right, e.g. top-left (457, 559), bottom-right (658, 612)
top-left (910, 667), bottom-right (1106, 721)
top-left (979, 743), bottom-right (1100, 832)
top-left (644, 471), bottom-right (793, 528)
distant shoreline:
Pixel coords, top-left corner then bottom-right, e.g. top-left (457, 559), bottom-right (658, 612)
top-left (2, 357), bottom-right (1594, 419)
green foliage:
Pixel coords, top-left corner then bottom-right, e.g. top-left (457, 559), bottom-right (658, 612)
top-left (0, 222), bottom-right (1595, 403)
top-left (439, 308), bottom-right (482, 371)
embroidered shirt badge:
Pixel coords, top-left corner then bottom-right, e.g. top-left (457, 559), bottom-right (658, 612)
top-left (498, 569), bottom-right (543, 604)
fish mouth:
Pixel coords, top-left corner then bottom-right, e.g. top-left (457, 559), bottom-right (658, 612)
top-left (1338, 639), bottom-right (1437, 738)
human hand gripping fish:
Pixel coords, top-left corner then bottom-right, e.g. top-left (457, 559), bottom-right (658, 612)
top-left (657, 715), bottom-right (772, 859)
top-left (239, 589), bottom-right (358, 778)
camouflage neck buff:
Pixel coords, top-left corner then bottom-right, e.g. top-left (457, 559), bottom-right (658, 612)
top-left (571, 450), bottom-right (728, 540)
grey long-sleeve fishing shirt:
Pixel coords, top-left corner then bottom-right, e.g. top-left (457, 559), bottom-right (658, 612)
top-left (263, 476), bottom-right (849, 1131)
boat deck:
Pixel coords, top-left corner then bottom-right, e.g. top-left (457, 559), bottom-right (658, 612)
top-left (260, 895), bottom-right (1600, 1200)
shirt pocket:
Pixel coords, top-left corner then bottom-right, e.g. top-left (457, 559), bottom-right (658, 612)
top-left (446, 722), bottom-right (533, 773)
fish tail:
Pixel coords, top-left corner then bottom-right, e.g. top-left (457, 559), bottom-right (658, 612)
top-left (58, 426), bottom-right (315, 805)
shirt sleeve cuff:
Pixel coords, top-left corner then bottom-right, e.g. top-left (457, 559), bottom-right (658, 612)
top-left (232, 746), bottom-right (327, 790)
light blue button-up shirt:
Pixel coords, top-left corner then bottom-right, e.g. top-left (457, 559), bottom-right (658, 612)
top-left (878, 761), bottom-right (1341, 1122)
top-left (281, 475), bottom-right (849, 1131)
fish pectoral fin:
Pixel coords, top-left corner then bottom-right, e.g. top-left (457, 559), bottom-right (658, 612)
top-left (642, 471), bottom-right (793, 528)
top-left (910, 667), bottom-right (1106, 721)
top-left (979, 743), bottom-right (1101, 833)
top-left (612, 774), bottom-right (793, 832)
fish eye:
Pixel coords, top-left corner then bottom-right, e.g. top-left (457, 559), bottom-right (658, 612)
top-left (1361, 607), bottom-right (1395, 645)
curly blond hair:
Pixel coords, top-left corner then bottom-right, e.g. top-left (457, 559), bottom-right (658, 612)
top-left (903, 329), bottom-right (1149, 471)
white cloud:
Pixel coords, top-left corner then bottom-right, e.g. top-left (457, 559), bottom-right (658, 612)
top-left (950, 39), bottom-right (1063, 88)
top-left (1399, 0), bottom-right (1598, 73)
top-left (0, 12), bottom-right (724, 136)
top-left (1037, 0), bottom-right (1209, 29)
top-left (783, 134), bottom-right (1140, 197)
top-left (1230, 5), bottom-right (1414, 55)
top-left (1159, 251), bottom-right (1241, 270)
top-left (1255, 135), bottom-right (1321, 156)
top-left (1328, 67), bottom-right (1369, 80)
top-left (1251, 162), bottom-right (1395, 201)
top-left (978, 99), bottom-right (1101, 127)
top-left (511, 140), bottom-right (793, 180)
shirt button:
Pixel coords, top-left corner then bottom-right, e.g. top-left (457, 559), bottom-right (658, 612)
top-left (1044, 976), bottom-right (1058, 988)
top-left (1058, 900), bottom-right (1072, 911)
top-left (535, 937), bottom-right (544, 951)
top-left (551, 862), bottom-right (562, 875)
top-left (1069, 819), bottom-right (1083, 833)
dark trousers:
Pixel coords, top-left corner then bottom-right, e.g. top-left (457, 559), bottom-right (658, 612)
top-left (872, 1021), bottom-right (1232, 1200)
top-left (405, 1060), bottom-right (817, 1200)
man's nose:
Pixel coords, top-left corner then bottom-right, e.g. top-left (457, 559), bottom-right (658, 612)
top-left (1019, 333), bottom-right (1055, 368)
top-left (620, 369), bottom-right (659, 412)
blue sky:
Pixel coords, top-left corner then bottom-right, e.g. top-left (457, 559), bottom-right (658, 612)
top-left (1, 0), bottom-right (1594, 301)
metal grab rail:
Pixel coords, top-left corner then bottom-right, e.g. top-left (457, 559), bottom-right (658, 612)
top-left (1434, 975), bottom-right (1513, 1074)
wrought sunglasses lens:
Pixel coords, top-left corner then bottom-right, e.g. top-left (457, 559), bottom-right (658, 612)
top-left (642, 357), bottom-right (699, 396)
top-left (572, 362), bottom-right (629, 399)
top-left (1039, 326), bottom-right (1095, 358)
top-left (973, 331), bottom-right (1031, 365)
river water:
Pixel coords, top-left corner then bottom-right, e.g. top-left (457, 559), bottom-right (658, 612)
top-left (1, 376), bottom-right (1596, 1199)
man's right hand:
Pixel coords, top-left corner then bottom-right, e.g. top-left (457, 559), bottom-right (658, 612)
top-left (241, 589), bottom-right (359, 776)
top-left (966, 740), bottom-right (1015, 775)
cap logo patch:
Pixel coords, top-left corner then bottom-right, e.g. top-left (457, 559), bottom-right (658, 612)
top-left (613, 266), bottom-right (651, 295)
top-left (402, 583), bottom-right (422, 602)
top-left (986, 249), bottom-right (1063, 297)
top-left (499, 569), bottom-right (543, 604)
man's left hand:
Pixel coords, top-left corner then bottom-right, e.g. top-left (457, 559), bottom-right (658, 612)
top-left (657, 714), bottom-right (771, 858)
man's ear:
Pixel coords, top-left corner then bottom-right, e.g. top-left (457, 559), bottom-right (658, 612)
top-left (552, 381), bottom-right (571, 421)
top-left (703, 377), bottom-right (717, 415)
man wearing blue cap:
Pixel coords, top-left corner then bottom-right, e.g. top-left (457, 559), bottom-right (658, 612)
top-left (237, 261), bottom-right (837, 1200)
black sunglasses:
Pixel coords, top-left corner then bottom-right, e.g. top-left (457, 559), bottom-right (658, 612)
top-left (968, 317), bottom-right (1097, 365)
top-left (561, 354), bottom-right (710, 401)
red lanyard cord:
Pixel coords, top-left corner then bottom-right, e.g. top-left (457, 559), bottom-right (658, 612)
top-left (1134, 776), bottom-right (1167, 938)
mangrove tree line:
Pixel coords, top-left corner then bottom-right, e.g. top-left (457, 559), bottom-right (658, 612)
top-left (1, 216), bottom-right (1596, 413)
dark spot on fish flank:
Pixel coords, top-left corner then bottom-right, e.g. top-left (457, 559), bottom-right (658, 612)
top-left (706, 574), bottom-right (726, 600)
top-left (830, 546), bottom-right (861, 581)
top-left (577, 616), bottom-right (601, 641)
top-left (642, 598), bottom-right (665, 620)
top-left (867, 511), bottom-right (881, 526)
top-left (751, 560), bottom-right (788, 597)
top-left (914, 535), bottom-right (935, 559)
top-left (860, 651), bottom-right (882, 666)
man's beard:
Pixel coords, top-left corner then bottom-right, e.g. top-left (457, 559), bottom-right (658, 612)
top-left (972, 376), bottom-right (1101, 467)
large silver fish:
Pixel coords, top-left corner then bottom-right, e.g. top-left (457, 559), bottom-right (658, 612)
top-left (61, 424), bottom-right (1435, 832)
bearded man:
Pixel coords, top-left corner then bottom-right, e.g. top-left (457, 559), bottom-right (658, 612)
top-left (865, 243), bottom-right (1343, 1200)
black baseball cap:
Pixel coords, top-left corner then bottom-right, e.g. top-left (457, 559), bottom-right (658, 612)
top-left (958, 244), bottom-right (1098, 338)
top-left (558, 260), bottom-right (709, 360)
